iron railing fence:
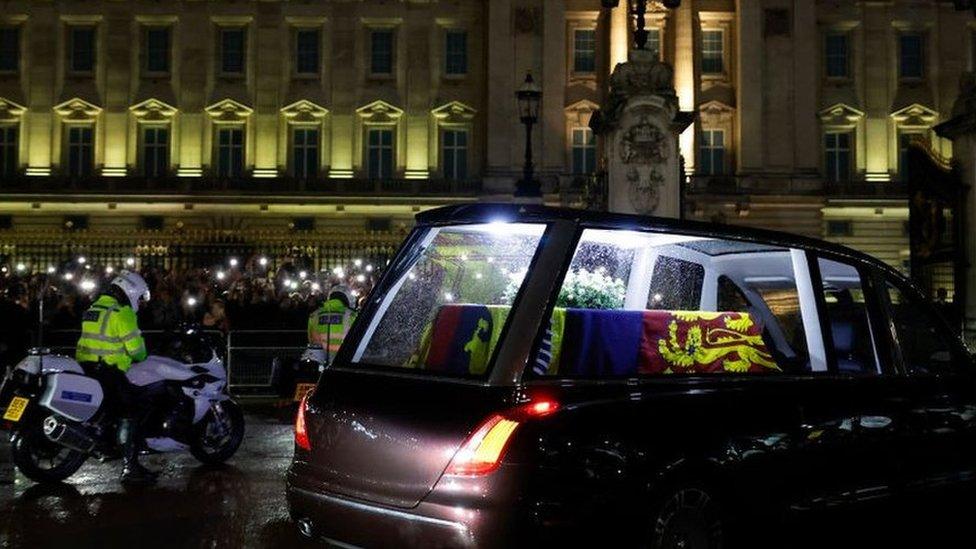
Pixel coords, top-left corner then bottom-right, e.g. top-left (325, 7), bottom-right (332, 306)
top-left (28, 329), bottom-right (307, 394)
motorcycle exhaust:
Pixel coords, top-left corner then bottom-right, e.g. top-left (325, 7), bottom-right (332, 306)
top-left (42, 416), bottom-right (96, 454)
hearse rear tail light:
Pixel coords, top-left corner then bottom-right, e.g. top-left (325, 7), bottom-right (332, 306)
top-left (295, 392), bottom-right (311, 451)
top-left (445, 399), bottom-right (559, 476)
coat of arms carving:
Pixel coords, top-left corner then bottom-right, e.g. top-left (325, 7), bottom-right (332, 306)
top-left (620, 117), bottom-right (667, 165)
top-left (627, 167), bottom-right (664, 214)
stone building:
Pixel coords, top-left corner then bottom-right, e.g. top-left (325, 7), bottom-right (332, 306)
top-left (0, 1), bottom-right (972, 280)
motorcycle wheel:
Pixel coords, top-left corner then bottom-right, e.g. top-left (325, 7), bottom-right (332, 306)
top-left (11, 419), bottom-right (88, 483)
top-left (190, 400), bottom-right (245, 465)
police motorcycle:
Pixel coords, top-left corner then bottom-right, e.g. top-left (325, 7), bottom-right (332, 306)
top-left (0, 326), bottom-right (245, 483)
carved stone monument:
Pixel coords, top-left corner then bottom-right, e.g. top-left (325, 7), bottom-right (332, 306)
top-left (934, 72), bottom-right (976, 345)
top-left (594, 48), bottom-right (693, 217)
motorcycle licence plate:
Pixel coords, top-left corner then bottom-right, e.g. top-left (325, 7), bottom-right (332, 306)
top-left (293, 383), bottom-right (315, 402)
top-left (3, 397), bottom-right (29, 422)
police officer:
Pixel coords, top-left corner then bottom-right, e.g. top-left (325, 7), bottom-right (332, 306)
top-left (76, 271), bottom-right (157, 485)
top-left (307, 285), bottom-right (356, 365)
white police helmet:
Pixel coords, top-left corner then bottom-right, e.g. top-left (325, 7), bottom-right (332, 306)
top-left (328, 285), bottom-right (354, 308)
top-left (111, 271), bottom-right (150, 312)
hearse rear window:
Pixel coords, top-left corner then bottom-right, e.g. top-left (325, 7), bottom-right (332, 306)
top-left (351, 223), bottom-right (546, 377)
top-left (531, 228), bottom-right (823, 378)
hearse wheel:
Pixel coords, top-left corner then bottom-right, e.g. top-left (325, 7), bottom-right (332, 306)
top-left (650, 485), bottom-right (724, 549)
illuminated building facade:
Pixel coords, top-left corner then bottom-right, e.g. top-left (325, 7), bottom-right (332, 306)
top-left (0, 1), bottom-right (972, 284)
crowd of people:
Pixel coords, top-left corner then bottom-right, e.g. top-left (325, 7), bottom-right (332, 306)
top-left (0, 254), bottom-right (381, 364)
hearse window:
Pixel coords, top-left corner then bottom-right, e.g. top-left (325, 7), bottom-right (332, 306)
top-left (351, 223), bottom-right (546, 377)
top-left (647, 256), bottom-right (704, 310)
top-left (740, 284), bottom-right (811, 373)
top-left (885, 281), bottom-right (959, 377)
top-left (817, 257), bottom-right (879, 375)
top-left (530, 229), bottom-right (824, 378)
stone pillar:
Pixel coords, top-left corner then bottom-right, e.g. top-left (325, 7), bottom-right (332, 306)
top-left (595, 50), bottom-right (693, 217)
top-left (673, 1), bottom-right (696, 172)
top-left (935, 73), bottom-right (976, 345)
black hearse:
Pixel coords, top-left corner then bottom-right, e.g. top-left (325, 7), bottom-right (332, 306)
top-left (287, 204), bottom-right (974, 548)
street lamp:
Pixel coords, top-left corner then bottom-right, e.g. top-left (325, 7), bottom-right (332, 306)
top-left (514, 72), bottom-right (542, 198)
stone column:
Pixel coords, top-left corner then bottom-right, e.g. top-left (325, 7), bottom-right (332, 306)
top-left (594, 50), bottom-right (693, 217)
top-left (935, 73), bottom-right (976, 345)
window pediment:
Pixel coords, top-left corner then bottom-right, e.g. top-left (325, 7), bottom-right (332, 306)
top-left (818, 103), bottom-right (865, 128)
top-left (890, 102), bottom-right (938, 129)
top-left (564, 99), bottom-right (599, 126)
top-left (129, 98), bottom-right (178, 122)
top-left (206, 98), bottom-right (254, 124)
top-left (53, 97), bottom-right (102, 122)
top-left (699, 100), bottom-right (736, 124)
top-left (356, 100), bottom-right (403, 124)
top-left (0, 97), bottom-right (26, 124)
top-left (281, 99), bottom-right (329, 124)
top-left (431, 101), bottom-right (477, 124)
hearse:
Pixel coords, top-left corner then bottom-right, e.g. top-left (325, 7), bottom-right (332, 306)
top-left (287, 204), bottom-right (975, 548)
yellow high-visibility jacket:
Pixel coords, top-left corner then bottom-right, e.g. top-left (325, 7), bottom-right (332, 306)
top-left (308, 298), bottom-right (355, 354)
top-left (75, 295), bottom-right (147, 372)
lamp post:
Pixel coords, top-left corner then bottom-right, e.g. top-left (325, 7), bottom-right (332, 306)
top-left (514, 72), bottom-right (542, 198)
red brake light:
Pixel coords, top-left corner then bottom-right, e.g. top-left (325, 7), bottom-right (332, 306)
top-left (295, 393), bottom-right (311, 451)
top-left (526, 399), bottom-right (559, 417)
top-left (445, 399), bottom-right (559, 476)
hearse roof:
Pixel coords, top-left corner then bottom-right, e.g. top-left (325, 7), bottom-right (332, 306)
top-left (415, 203), bottom-right (901, 279)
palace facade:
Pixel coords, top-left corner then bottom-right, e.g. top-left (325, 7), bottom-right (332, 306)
top-left (0, 1), bottom-right (972, 283)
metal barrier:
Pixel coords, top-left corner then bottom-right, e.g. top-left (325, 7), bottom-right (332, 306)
top-left (226, 330), bottom-right (307, 389)
top-left (35, 329), bottom-right (307, 394)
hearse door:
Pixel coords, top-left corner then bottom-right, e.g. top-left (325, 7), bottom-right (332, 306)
top-left (803, 256), bottom-right (908, 506)
top-left (881, 277), bottom-right (976, 489)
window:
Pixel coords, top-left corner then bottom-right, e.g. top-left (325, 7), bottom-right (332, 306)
top-left (370, 30), bottom-right (394, 75)
top-left (698, 129), bottom-right (726, 175)
top-left (647, 28), bottom-right (662, 59)
top-left (292, 127), bottom-right (319, 179)
top-left (824, 33), bottom-right (848, 78)
top-left (646, 256), bottom-right (704, 310)
top-left (142, 127), bottom-right (169, 178)
top-left (367, 128), bottom-right (394, 179)
top-left (886, 280), bottom-right (960, 376)
top-left (351, 223), bottom-right (547, 377)
top-left (573, 29), bottom-right (596, 73)
top-left (220, 28), bottom-right (246, 75)
top-left (972, 29), bottom-right (976, 71)
top-left (145, 27), bottom-right (170, 73)
top-left (445, 30), bottom-right (467, 75)
top-left (571, 127), bottom-right (596, 175)
top-left (899, 33), bottom-right (924, 79)
top-left (295, 29), bottom-right (319, 75)
top-left (530, 229), bottom-right (817, 378)
top-left (826, 220), bottom-right (853, 237)
top-left (824, 132), bottom-right (851, 182)
top-left (701, 30), bottom-right (724, 74)
top-left (69, 27), bottom-right (96, 73)
top-left (0, 125), bottom-right (16, 177)
top-left (66, 126), bottom-right (94, 178)
top-left (817, 257), bottom-right (879, 375)
top-left (0, 26), bottom-right (19, 72)
top-left (216, 127), bottom-right (245, 178)
top-left (442, 129), bottom-right (468, 181)
top-left (899, 132), bottom-right (927, 181)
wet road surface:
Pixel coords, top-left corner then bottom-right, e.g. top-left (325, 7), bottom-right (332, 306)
top-left (0, 408), bottom-right (312, 549)
top-left (2, 408), bottom-right (976, 548)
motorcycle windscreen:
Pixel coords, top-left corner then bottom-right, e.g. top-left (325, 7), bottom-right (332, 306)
top-left (302, 370), bottom-right (512, 509)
